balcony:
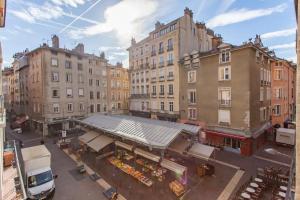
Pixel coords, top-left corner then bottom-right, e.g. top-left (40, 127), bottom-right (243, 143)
top-left (167, 93), bottom-right (174, 98)
top-left (151, 77), bottom-right (157, 82)
top-left (145, 63), bottom-right (150, 69)
top-left (219, 100), bottom-right (231, 107)
top-left (159, 76), bottom-right (165, 81)
top-left (151, 64), bottom-right (157, 69)
top-left (158, 48), bottom-right (164, 54)
top-left (167, 75), bottom-right (174, 81)
top-left (167, 45), bottom-right (173, 51)
top-left (151, 51), bottom-right (156, 56)
top-left (159, 62), bottom-right (164, 68)
top-left (167, 60), bottom-right (174, 66)
top-left (151, 93), bottom-right (157, 97)
top-left (130, 94), bottom-right (150, 99)
top-left (159, 93), bottom-right (165, 97)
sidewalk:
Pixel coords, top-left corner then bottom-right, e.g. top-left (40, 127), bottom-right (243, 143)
top-left (61, 148), bottom-right (127, 200)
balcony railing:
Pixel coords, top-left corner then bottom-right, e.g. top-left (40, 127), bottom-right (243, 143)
top-left (167, 60), bottom-right (174, 66)
top-left (167, 45), bottom-right (174, 51)
top-left (159, 76), bottom-right (165, 81)
top-left (158, 48), bottom-right (164, 54)
top-left (151, 51), bottom-right (156, 56)
top-left (130, 94), bottom-right (150, 99)
top-left (151, 77), bottom-right (157, 82)
top-left (145, 63), bottom-right (150, 68)
top-left (151, 64), bottom-right (157, 69)
top-left (159, 62), bottom-right (164, 68)
top-left (219, 100), bottom-right (231, 107)
top-left (151, 93), bottom-right (157, 96)
top-left (159, 93), bottom-right (165, 96)
top-left (167, 75), bottom-right (174, 81)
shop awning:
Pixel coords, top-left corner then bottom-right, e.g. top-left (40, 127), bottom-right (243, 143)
top-left (115, 141), bottom-right (133, 151)
top-left (160, 159), bottom-right (187, 175)
top-left (168, 137), bottom-right (191, 154)
top-left (78, 131), bottom-right (99, 144)
top-left (187, 143), bottom-right (215, 161)
top-left (134, 148), bottom-right (160, 162)
top-left (86, 135), bottom-right (114, 152)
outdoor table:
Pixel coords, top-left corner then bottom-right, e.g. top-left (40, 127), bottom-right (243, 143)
top-left (250, 182), bottom-right (259, 188)
top-left (280, 186), bottom-right (287, 191)
top-left (278, 191), bottom-right (286, 198)
top-left (241, 192), bottom-right (251, 199)
top-left (246, 187), bottom-right (255, 193)
top-left (254, 178), bottom-right (263, 183)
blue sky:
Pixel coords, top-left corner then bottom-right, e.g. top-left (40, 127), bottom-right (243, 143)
top-left (0, 0), bottom-right (297, 67)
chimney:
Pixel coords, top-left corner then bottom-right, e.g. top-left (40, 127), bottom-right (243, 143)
top-left (131, 37), bottom-right (136, 45)
top-left (52, 35), bottom-right (59, 48)
top-left (155, 21), bottom-right (161, 29)
top-left (184, 7), bottom-right (193, 18)
top-left (212, 35), bottom-right (223, 50)
top-left (74, 43), bottom-right (84, 54)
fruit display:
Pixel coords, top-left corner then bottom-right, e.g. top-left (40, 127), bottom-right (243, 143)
top-left (108, 156), bottom-right (153, 187)
top-left (169, 180), bottom-right (185, 197)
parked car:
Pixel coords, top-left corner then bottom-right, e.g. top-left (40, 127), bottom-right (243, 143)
top-left (12, 128), bottom-right (22, 134)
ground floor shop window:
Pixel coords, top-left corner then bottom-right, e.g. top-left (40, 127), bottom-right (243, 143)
top-left (224, 138), bottom-right (241, 150)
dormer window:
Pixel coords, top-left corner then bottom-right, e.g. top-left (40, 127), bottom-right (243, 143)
top-left (220, 49), bottom-right (231, 63)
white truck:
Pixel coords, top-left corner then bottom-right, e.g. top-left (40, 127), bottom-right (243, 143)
top-left (276, 128), bottom-right (296, 146)
top-left (21, 145), bottom-right (57, 199)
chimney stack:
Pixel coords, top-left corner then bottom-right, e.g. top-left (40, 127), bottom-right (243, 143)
top-left (74, 43), bottom-right (84, 54)
top-left (212, 35), bottom-right (223, 50)
top-left (184, 7), bottom-right (193, 18)
top-left (52, 35), bottom-right (59, 48)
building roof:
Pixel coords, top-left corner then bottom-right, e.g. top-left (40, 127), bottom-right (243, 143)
top-left (77, 114), bottom-right (200, 149)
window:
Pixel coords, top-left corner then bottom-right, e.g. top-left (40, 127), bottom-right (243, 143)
top-left (89, 68), bottom-right (92, 75)
top-left (65, 61), bottom-right (72, 69)
top-left (218, 87), bottom-right (231, 106)
top-left (51, 58), bottom-right (58, 67)
top-left (266, 88), bottom-right (271, 100)
top-left (78, 63), bottom-right (83, 70)
top-left (160, 85), bottom-right (164, 95)
top-left (97, 91), bottom-right (100, 99)
top-left (89, 79), bottom-right (93, 86)
top-left (219, 66), bottom-right (231, 81)
top-left (220, 49), bottom-right (230, 63)
top-left (160, 102), bottom-right (164, 110)
top-left (52, 89), bottom-right (59, 98)
top-left (66, 88), bottom-right (73, 97)
top-left (53, 103), bottom-right (59, 113)
top-left (188, 71), bottom-right (196, 83)
top-left (168, 53), bottom-right (173, 65)
top-left (79, 102), bottom-right (84, 111)
top-left (90, 104), bottom-right (94, 113)
top-left (78, 74), bottom-right (84, 83)
top-left (260, 87), bottom-right (264, 101)
top-left (274, 105), bottom-right (281, 116)
top-left (159, 42), bottom-right (164, 53)
top-left (90, 91), bottom-right (94, 99)
top-left (169, 102), bottom-right (174, 112)
top-left (152, 85), bottom-right (156, 95)
top-left (96, 80), bottom-right (100, 86)
top-left (168, 84), bottom-right (173, 95)
top-left (66, 73), bottom-right (72, 83)
top-left (97, 104), bottom-right (101, 112)
top-left (78, 88), bottom-right (84, 97)
top-left (188, 89), bottom-right (196, 104)
top-left (159, 56), bottom-right (164, 66)
top-left (260, 107), bottom-right (267, 121)
top-left (67, 103), bottom-right (73, 112)
top-left (274, 88), bottom-right (283, 99)
top-left (167, 38), bottom-right (173, 50)
top-left (274, 69), bottom-right (283, 80)
top-left (188, 108), bottom-right (197, 120)
top-left (51, 72), bottom-right (59, 82)
top-left (218, 110), bottom-right (230, 124)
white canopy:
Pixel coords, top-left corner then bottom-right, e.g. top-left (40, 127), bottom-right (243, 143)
top-left (188, 143), bottom-right (215, 160)
top-left (78, 131), bottom-right (99, 144)
top-left (115, 141), bottom-right (133, 151)
top-left (160, 159), bottom-right (187, 175)
top-left (134, 148), bottom-right (160, 162)
top-left (87, 135), bottom-right (114, 152)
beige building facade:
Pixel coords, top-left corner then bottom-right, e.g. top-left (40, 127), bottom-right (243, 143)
top-left (107, 63), bottom-right (129, 114)
top-left (179, 38), bottom-right (273, 156)
top-left (128, 8), bottom-right (216, 121)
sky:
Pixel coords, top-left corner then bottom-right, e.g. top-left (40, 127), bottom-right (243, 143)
top-left (0, 0), bottom-right (297, 67)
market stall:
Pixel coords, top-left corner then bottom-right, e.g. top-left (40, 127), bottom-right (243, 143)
top-left (134, 148), bottom-right (161, 163)
top-left (160, 158), bottom-right (187, 185)
top-left (78, 131), bottom-right (99, 144)
top-left (86, 135), bottom-right (114, 152)
top-left (115, 141), bottom-right (133, 151)
top-left (187, 142), bottom-right (215, 160)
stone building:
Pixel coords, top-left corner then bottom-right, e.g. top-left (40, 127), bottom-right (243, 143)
top-left (271, 59), bottom-right (296, 127)
top-left (179, 37), bottom-right (274, 156)
top-left (2, 67), bottom-right (13, 114)
top-left (127, 8), bottom-right (219, 121)
top-left (107, 62), bottom-right (129, 114)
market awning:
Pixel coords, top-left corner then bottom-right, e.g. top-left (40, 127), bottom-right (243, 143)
top-left (115, 141), bottom-right (133, 151)
top-left (134, 148), bottom-right (160, 162)
top-left (86, 135), bottom-right (114, 152)
top-left (187, 143), bottom-right (215, 161)
top-left (168, 137), bottom-right (191, 154)
top-left (160, 159), bottom-right (187, 175)
top-left (78, 131), bottom-right (99, 144)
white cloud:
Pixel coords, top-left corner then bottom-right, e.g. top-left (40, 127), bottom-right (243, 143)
top-left (99, 46), bottom-right (125, 52)
top-left (207, 3), bottom-right (287, 28)
top-left (9, 9), bottom-right (36, 23)
top-left (269, 42), bottom-right (295, 50)
top-left (51, 0), bottom-right (87, 7)
top-left (286, 56), bottom-right (297, 63)
top-left (112, 52), bottom-right (127, 56)
top-left (261, 28), bottom-right (296, 39)
top-left (14, 25), bottom-right (33, 34)
top-left (217, 0), bottom-right (236, 13)
top-left (68, 0), bottom-right (159, 45)
top-left (0, 36), bottom-right (8, 41)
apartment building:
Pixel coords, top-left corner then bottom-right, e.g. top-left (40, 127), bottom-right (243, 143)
top-left (179, 36), bottom-right (274, 156)
top-left (2, 67), bottom-right (13, 114)
top-left (271, 59), bottom-right (296, 127)
top-left (128, 8), bottom-right (217, 121)
top-left (107, 62), bottom-right (129, 114)
top-left (24, 35), bottom-right (108, 135)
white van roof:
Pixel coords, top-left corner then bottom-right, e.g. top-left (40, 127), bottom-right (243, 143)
top-left (21, 145), bottom-right (50, 161)
top-left (277, 128), bottom-right (296, 135)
